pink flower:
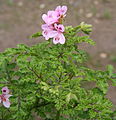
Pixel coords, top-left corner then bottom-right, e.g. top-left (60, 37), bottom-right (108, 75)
top-left (41, 6), bottom-right (67, 44)
top-left (2, 87), bottom-right (9, 95)
top-left (42, 11), bottom-right (59, 25)
top-left (54, 24), bottom-right (65, 32)
top-left (41, 24), bottom-right (54, 30)
top-left (42, 23), bottom-right (65, 44)
top-left (53, 24), bottom-right (65, 44)
top-left (42, 30), bottom-right (57, 40)
top-left (41, 24), bottom-right (57, 40)
top-left (55, 6), bottom-right (67, 17)
top-left (0, 87), bottom-right (12, 108)
top-left (53, 33), bottom-right (65, 44)
top-left (42, 6), bottom-right (67, 25)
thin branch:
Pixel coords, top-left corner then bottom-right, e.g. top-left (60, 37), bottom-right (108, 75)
top-left (18, 95), bottom-right (21, 111)
top-left (6, 70), bottom-right (12, 82)
top-left (56, 111), bottom-right (60, 120)
top-left (0, 82), bottom-right (10, 84)
top-left (27, 67), bottom-right (42, 81)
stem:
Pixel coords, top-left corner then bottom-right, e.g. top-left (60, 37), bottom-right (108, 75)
top-left (56, 111), bottom-right (60, 120)
top-left (5, 65), bottom-right (12, 83)
top-left (31, 99), bottom-right (51, 109)
top-left (27, 66), bottom-right (42, 82)
top-left (1, 107), bottom-right (4, 120)
top-left (18, 95), bottom-right (21, 111)
top-left (0, 82), bottom-right (10, 84)
top-left (6, 70), bottom-right (12, 82)
top-left (58, 72), bottom-right (62, 83)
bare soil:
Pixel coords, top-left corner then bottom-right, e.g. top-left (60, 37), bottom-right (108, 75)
top-left (0, 0), bottom-right (116, 118)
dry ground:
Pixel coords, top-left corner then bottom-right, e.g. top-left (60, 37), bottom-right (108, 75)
top-left (0, 0), bottom-right (116, 119)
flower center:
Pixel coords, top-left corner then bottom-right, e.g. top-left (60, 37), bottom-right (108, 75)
top-left (44, 31), bottom-right (48, 35)
top-left (3, 90), bottom-right (6, 92)
top-left (0, 95), bottom-right (6, 102)
top-left (55, 37), bottom-right (60, 41)
top-left (59, 27), bottom-right (62, 30)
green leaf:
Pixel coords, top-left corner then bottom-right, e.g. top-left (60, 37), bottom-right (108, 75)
top-left (30, 32), bottom-right (42, 38)
top-left (80, 22), bottom-right (92, 34)
top-left (107, 65), bottom-right (114, 77)
top-left (66, 92), bottom-right (78, 103)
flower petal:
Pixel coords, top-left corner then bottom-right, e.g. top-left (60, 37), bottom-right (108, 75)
top-left (59, 33), bottom-right (65, 44)
top-left (55, 6), bottom-right (61, 12)
top-left (3, 100), bottom-right (11, 108)
top-left (53, 33), bottom-right (65, 44)
top-left (0, 96), bottom-right (1, 103)
top-left (48, 31), bottom-right (58, 38)
top-left (42, 14), bottom-right (47, 22)
top-left (55, 6), bottom-right (67, 16)
top-left (4, 94), bottom-right (12, 99)
top-left (47, 11), bottom-right (59, 25)
top-left (54, 24), bottom-right (65, 32)
top-left (47, 11), bottom-right (55, 17)
top-left (41, 24), bottom-right (48, 30)
top-left (42, 30), bottom-right (50, 40)
top-left (53, 38), bottom-right (59, 44)
top-left (62, 6), bottom-right (67, 14)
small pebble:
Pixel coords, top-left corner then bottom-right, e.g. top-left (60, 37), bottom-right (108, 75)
top-left (86, 13), bottom-right (93, 18)
top-left (94, 1), bottom-right (99, 5)
top-left (79, 9), bottom-right (84, 14)
top-left (40, 4), bottom-right (45, 9)
top-left (17, 1), bottom-right (23, 7)
top-left (100, 53), bottom-right (107, 59)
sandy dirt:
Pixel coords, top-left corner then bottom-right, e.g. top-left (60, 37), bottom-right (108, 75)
top-left (0, 0), bottom-right (116, 119)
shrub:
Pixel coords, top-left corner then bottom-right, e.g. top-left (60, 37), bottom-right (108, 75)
top-left (0, 6), bottom-right (116, 120)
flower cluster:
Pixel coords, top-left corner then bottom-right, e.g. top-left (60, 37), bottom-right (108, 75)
top-left (0, 87), bottom-right (12, 108)
top-left (41, 6), bottom-right (67, 44)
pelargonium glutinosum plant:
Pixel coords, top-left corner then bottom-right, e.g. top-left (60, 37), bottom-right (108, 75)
top-left (0, 5), bottom-right (116, 120)
top-left (42, 6), bottom-right (67, 44)
top-left (0, 87), bottom-right (12, 108)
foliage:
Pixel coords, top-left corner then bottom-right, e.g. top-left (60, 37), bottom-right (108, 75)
top-left (0, 22), bottom-right (115, 120)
